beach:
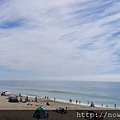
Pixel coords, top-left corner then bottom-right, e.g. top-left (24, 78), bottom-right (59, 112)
top-left (0, 95), bottom-right (118, 110)
top-left (1, 94), bottom-right (120, 120)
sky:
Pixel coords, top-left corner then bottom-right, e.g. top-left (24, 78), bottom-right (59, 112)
top-left (0, 0), bottom-right (120, 81)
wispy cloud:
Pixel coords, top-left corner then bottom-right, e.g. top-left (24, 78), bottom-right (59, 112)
top-left (0, 0), bottom-right (120, 80)
top-left (0, 19), bottom-right (25, 29)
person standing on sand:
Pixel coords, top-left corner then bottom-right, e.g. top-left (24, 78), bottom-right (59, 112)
top-left (87, 101), bottom-right (89, 106)
top-left (101, 104), bottom-right (103, 107)
top-left (114, 104), bottom-right (116, 108)
top-left (19, 96), bottom-right (22, 102)
top-left (69, 99), bottom-right (71, 102)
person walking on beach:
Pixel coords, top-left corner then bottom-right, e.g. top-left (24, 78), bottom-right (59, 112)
top-left (69, 99), bottom-right (72, 103)
top-left (114, 104), bottom-right (116, 108)
top-left (90, 102), bottom-right (95, 107)
top-left (87, 101), bottom-right (89, 106)
top-left (101, 104), bottom-right (103, 107)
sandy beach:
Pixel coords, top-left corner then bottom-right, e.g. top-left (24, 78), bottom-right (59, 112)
top-left (0, 94), bottom-right (120, 120)
top-left (0, 95), bottom-right (118, 110)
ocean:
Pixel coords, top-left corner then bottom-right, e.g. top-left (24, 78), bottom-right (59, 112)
top-left (0, 80), bottom-right (120, 108)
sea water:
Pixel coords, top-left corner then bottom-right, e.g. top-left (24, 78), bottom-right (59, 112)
top-left (0, 80), bottom-right (120, 108)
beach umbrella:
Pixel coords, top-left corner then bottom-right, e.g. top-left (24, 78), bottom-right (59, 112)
top-left (33, 107), bottom-right (46, 119)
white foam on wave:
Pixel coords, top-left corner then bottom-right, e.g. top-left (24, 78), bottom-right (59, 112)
top-left (49, 98), bottom-right (115, 109)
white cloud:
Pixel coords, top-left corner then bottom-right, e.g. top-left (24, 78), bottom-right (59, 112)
top-left (0, 0), bottom-right (120, 80)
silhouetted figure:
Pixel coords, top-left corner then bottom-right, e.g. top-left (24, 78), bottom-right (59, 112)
top-left (47, 113), bottom-right (49, 119)
top-left (35, 96), bottom-right (37, 102)
top-left (46, 102), bottom-right (50, 105)
top-left (90, 102), bottom-right (95, 107)
top-left (76, 100), bottom-right (78, 104)
top-left (69, 99), bottom-right (72, 103)
top-left (114, 104), bottom-right (116, 108)
top-left (87, 101), bottom-right (89, 106)
top-left (61, 108), bottom-right (65, 114)
top-left (25, 96), bottom-right (28, 102)
top-left (101, 104), bottom-right (103, 107)
top-left (19, 93), bottom-right (21, 97)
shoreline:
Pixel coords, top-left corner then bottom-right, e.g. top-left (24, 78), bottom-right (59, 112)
top-left (1, 80), bottom-right (119, 110)
top-left (21, 94), bottom-right (118, 110)
top-left (0, 92), bottom-right (119, 110)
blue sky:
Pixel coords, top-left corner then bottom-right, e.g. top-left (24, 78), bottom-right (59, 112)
top-left (0, 0), bottom-right (120, 81)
